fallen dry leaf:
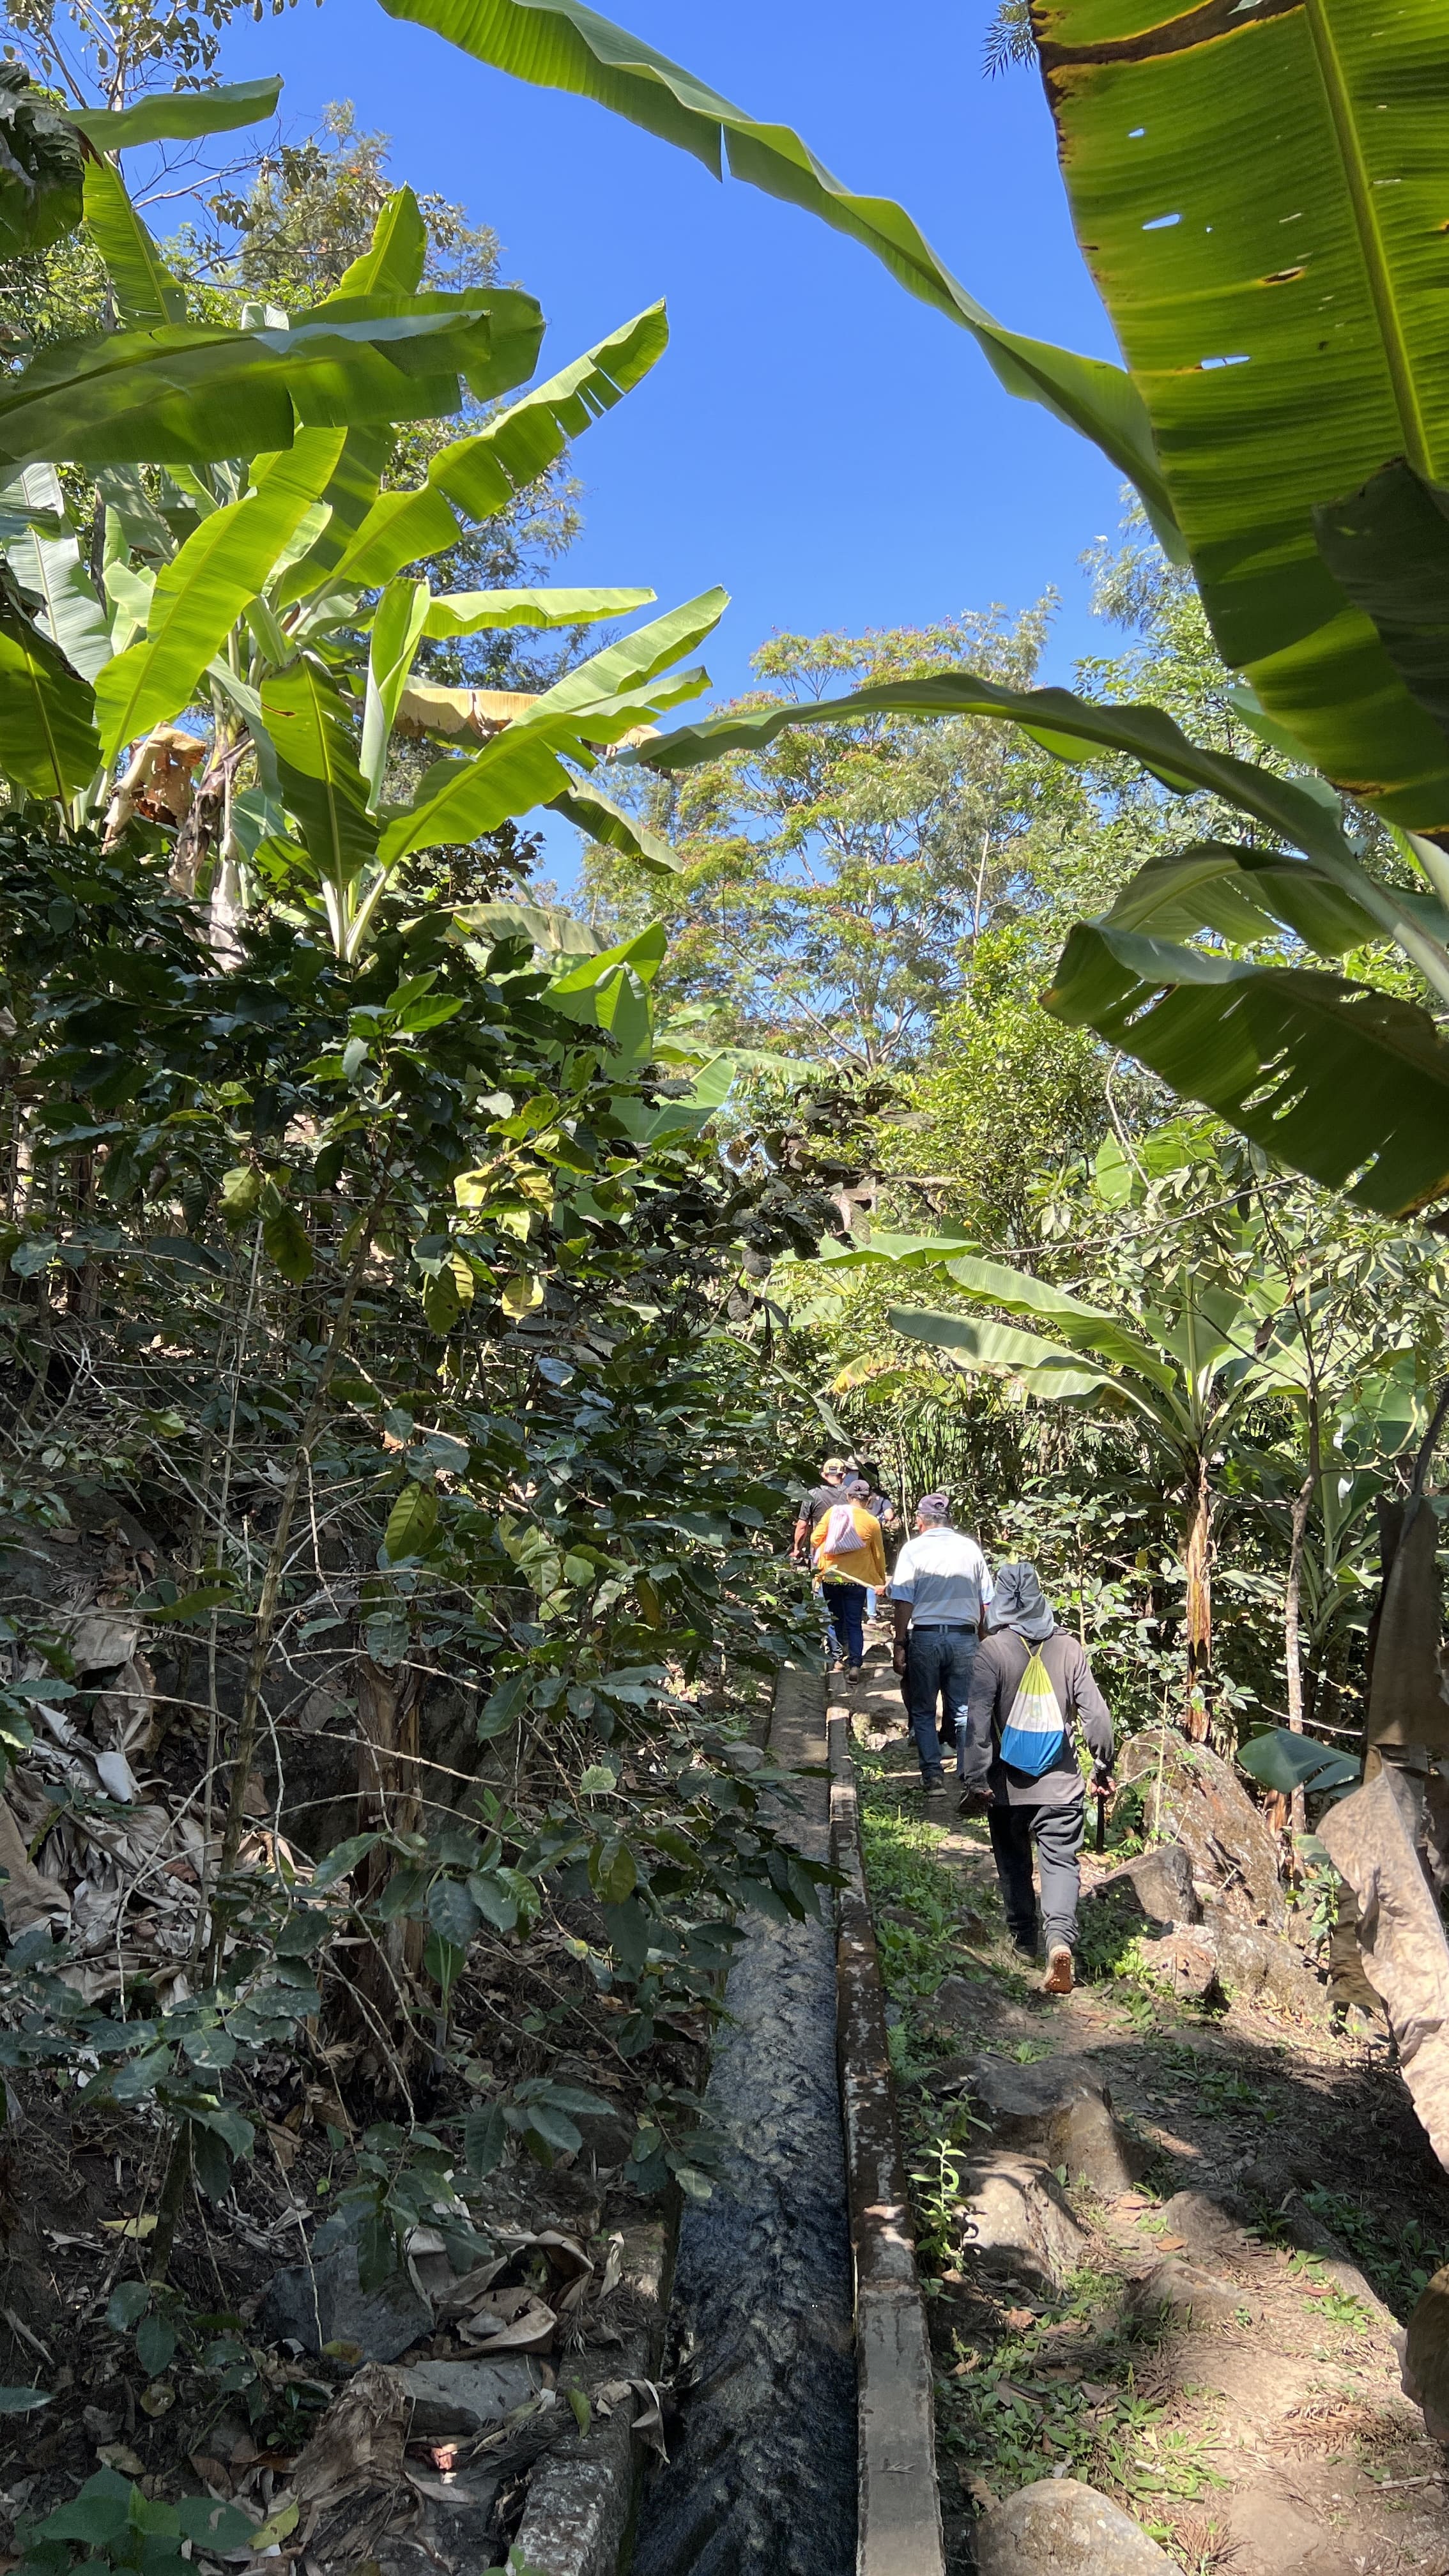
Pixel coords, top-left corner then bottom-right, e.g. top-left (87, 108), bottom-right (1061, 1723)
top-left (457, 2290), bottom-right (556, 2354)
top-left (1002, 2306), bottom-right (1034, 2331)
top-left (626, 2379), bottom-right (668, 2463)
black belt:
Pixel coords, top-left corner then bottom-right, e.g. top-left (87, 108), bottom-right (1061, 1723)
top-left (911, 1621), bottom-right (977, 1631)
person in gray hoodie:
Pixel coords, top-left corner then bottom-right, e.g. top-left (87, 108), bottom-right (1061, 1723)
top-left (960, 1560), bottom-right (1114, 1995)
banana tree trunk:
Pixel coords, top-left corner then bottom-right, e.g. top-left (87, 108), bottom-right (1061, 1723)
top-left (1182, 1455), bottom-right (1213, 1741)
top-left (1281, 1448), bottom-right (1317, 1836)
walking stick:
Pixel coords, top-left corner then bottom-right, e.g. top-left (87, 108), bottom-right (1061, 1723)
top-left (1095, 1789), bottom-right (1107, 1854)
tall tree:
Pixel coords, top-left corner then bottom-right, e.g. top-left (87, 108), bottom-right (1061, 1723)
top-left (582, 606), bottom-right (1059, 1066)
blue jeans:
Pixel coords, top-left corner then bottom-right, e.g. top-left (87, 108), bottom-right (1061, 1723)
top-left (822, 1581), bottom-right (866, 1669)
top-left (905, 1625), bottom-right (976, 1782)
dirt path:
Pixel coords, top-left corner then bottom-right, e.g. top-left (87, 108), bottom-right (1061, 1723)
top-left (848, 1645), bottom-right (1449, 2575)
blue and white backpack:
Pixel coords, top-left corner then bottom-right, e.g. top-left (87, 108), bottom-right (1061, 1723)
top-left (999, 1647), bottom-right (1068, 1777)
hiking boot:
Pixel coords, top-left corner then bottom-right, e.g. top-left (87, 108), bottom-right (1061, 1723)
top-left (1042, 1943), bottom-right (1074, 1995)
top-left (923, 1773), bottom-right (947, 1797)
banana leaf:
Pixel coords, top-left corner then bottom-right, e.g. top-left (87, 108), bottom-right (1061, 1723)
top-left (939, 1251), bottom-right (1174, 1388)
top-left (547, 781), bottom-right (679, 874)
top-left (1045, 922), bottom-right (1449, 1218)
top-left (375, 600), bottom-right (718, 864)
top-left (1031, 0), bottom-right (1449, 829)
top-left (327, 303), bottom-right (669, 590)
top-left (263, 657), bottom-right (379, 896)
top-left (379, 0), bottom-right (1183, 553)
top-left (0, 579), bottom-right (102, 793)
top-left (808, 1225), bottom-right (977, 1270)
top-left (1237, 1727), bottom-right (1360, 1799)
top-left (319, 185), bottom-right (427, 303)
top-left (528, 586), bottom-right (726, 718)
top-left (0, 291), bottom-right (544, 470)
top-left (94, 429), bottom-right (346, 758)
top-left (886, 1303), bottom-right (1117, 1403)
top-left (628, 668), bottom-right (1449, 1001)
top-left (70, 78), bottom-right (283, 151)
top-left (423, 585), bottom-right (654, 637)
top-left (82, 158), bottom-right (188, 329)
top-left (270, 427), bottom-right (394, 609)
top-left (376, 724), bottom-right (579, 866)
top-left (1312, 462), bottom-right (1449, 751)
top-left (1, 464), bottom-right (112, 683)
top-left (1103, 844), bottom-right (1383, 959)
top-left (360, 576), bottom-right (431, 809)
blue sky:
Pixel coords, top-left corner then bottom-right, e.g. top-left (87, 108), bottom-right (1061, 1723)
top-left (211, 0), bottom-right (1132, 880)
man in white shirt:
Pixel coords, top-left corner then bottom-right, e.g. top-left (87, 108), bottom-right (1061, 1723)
top-left (889, 1493), bottom-right (994, 1794)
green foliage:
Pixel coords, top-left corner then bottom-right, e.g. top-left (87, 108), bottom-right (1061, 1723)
top-left (583, 610), bottom-right (1058, 1064)
top-left (0, 66), bottom-right (84, 257)
top-left (1236, 1726), bottom-right (1359, 1800)
top-left (17, 2469), bottom-right (254, 2576)
top-left (430, 0), bottom-right (1449, 1210)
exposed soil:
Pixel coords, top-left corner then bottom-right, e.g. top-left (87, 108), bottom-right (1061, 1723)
top-left (850, 1642), bottom-right (1449, 2576)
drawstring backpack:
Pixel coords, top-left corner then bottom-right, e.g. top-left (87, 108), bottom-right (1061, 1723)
top-left (999, 1645), bottom-right (1068, 1777)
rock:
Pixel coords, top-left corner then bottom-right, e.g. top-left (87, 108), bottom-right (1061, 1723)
top-left (400, 2357), bottom-right (544, 2437)
top-left (1155, 2189), bottom-right (1250, 2264)
top-left (1127, 2258), bottom-right (1245, 2327)
top-left (1087, 1843), bottom-right (1200, 1928)
top-left (962, 2155), bottom-right (1088, 2291)
top-left (1404, 2266), bottom-right (1449, 2440)
top-left (926, 1974), bottom-right (1035, 2050)
top-left (968, 2055), bottom-right (1143, 2197)
top-left (1203, 1910), bottom-right (1328, 2020)
top-left (1275, 2189), bottom-right (1399, 2329)
top-left (974, 2476), bottom-right (1178, 2572)
top-left (259, 2244), bottom-right (433, 2362)
top-left (930, 1973), bottom-right (996, 2023)
top-left (1117, 1730), bottom-right (1284, 1926)
top-left (1135, 1928), bottom-right (1217, 2000)
top-left (1321, 1767), bottom-right (1449, 2174)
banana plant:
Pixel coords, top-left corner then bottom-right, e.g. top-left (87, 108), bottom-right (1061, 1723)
top-left (1243, 1365), bottom-right (1425, 1743)
top-left (616, 670), bottom-right (1449, 1222)
top-left (810, 1223), bottom-right (1313, 1733)
top-left (389, 0), bottom-right (1449, 834)
top-left (374, 0), bottom-right (1449, 1221)
top-left (0, 161), bottom-right (702, 953)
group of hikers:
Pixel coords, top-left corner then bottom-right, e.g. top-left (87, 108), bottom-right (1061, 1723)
top-left (790, 1457), bottom-right (1114, 1997)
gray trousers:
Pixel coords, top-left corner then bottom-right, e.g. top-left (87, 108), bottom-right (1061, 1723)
top-left (988, 1797), bottom-right (1084, 1954)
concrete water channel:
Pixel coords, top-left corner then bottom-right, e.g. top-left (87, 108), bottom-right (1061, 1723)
top-left (627, 1667), bottom-right (942, 2576)
top-left (631, 1667), bottom-right (857, 2576)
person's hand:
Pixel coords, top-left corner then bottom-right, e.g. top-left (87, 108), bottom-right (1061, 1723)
top-left (1092, 1765), bottom-right (1116, 1798)
top-left (958, 1785), bottom-right (992, 1814)
top-left (891, 1640), bottom-right (907, 1675)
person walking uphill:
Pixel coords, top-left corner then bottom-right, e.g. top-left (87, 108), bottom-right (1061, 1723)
top-left (811, 1476), bottom-right (886, 1678)
top-left (890, 1494), bottom-right (994, 1794)
top-left (792, 1457), bottom-right (848, 1566)
top-left (962, 1561), bottom-right (1113, 1995)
